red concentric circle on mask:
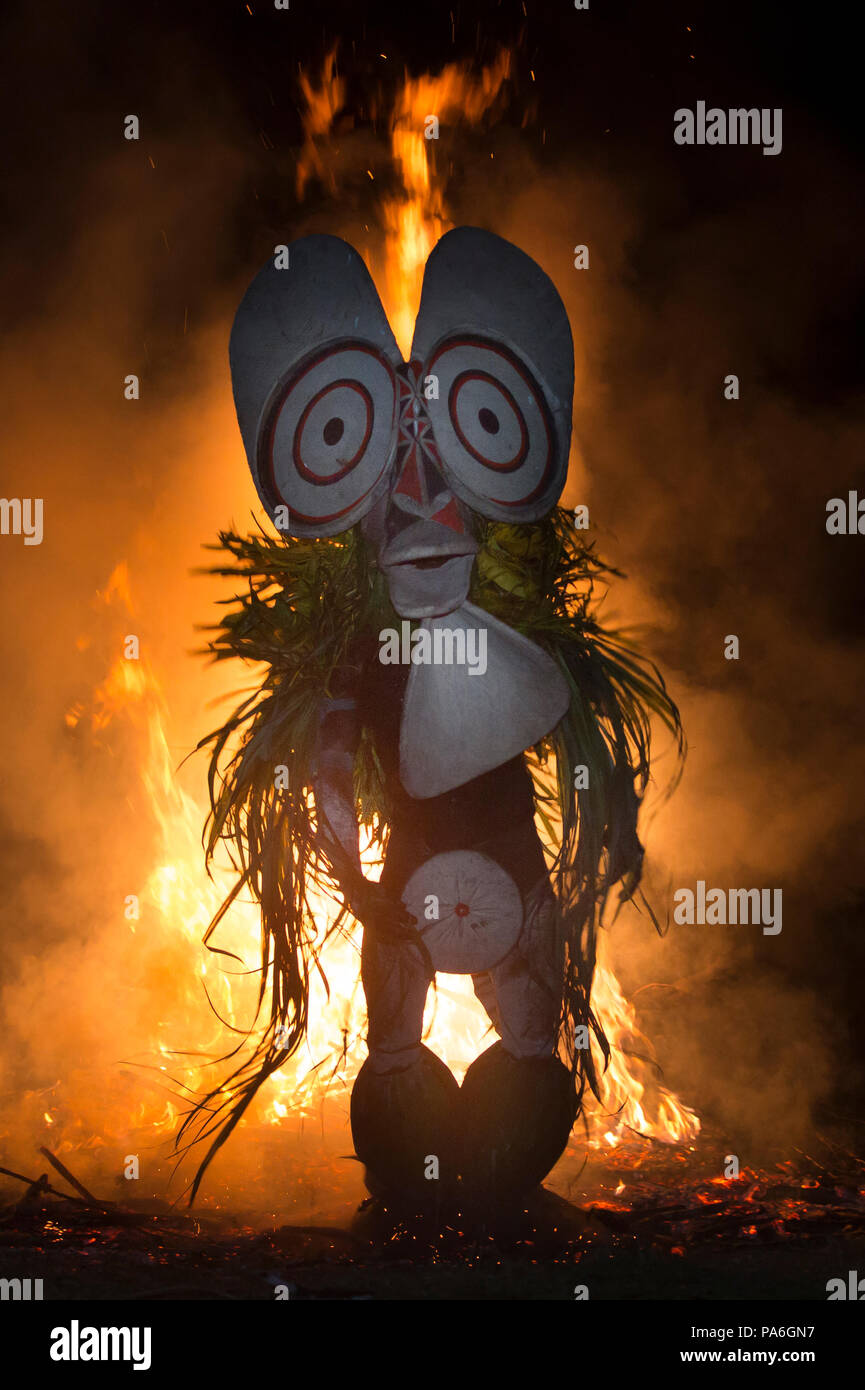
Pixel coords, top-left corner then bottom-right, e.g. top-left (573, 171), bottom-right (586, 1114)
top-left (448, 370), bottom-right (529, 472)
top-left (425, 336), bottom-right (557, 518)
top-left (293, 379), bottom-right (375, 484)
top-left (259, 342), bottom-right (398, 535)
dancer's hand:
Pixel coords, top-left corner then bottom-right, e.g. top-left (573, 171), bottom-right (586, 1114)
top-left (345, 876), bottom-right (417, 939)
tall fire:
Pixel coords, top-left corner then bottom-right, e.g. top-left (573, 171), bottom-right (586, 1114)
top-left (64, 52), bottom-right (698, 1195)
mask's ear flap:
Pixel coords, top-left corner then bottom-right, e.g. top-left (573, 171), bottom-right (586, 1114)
top-left (410, 227), bottom-right (573, 521)
top-left (230, 235), bottom-right (402, 537)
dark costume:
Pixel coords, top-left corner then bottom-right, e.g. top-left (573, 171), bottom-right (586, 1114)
top-left (182, 229), bottom-right (684, 1208)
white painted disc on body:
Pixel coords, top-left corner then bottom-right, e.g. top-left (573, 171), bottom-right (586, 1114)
top-left (401, 850), bottom-right (524, 974)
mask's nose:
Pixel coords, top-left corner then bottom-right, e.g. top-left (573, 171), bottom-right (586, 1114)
top-left (385, 406), bottom-right (469, 544)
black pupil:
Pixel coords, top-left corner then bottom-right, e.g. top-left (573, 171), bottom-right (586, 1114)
top-left (478, 407), bottom-right (499, 435)
top-left (323, 417), bottom-right (344, 446)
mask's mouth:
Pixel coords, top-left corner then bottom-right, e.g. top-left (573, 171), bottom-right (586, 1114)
top-left (379, 529), bottom-right (479, 571)
top-left (364, 513), bottom-right (478, 616)
top-left (393, 551), bottom-right (472, 570)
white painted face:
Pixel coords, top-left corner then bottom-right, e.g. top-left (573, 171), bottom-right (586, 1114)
top-left (229, 228), bottom-right (574, 615)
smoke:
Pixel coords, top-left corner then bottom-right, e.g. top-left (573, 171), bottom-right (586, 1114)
top-left (471, 140), bottom-right (865, 1153)
top-left (1, 8), bottom-right (863, 1201)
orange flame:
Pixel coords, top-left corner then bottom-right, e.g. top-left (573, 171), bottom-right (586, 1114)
top-left (381, 51), bottom-right (511, 355)
top-left (296, 47), bottom-right (346, 200)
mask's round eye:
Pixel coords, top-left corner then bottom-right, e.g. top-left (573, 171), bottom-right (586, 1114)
top-left (424, 337), bottom-right (558, 520)
top-left (259, 343), bottom-right (397, 536)
top-left (450, 371), bottom-right (527, 470)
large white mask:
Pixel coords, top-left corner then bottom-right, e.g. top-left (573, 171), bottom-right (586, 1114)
top-left (229, 227), bottom-right (574, 618)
